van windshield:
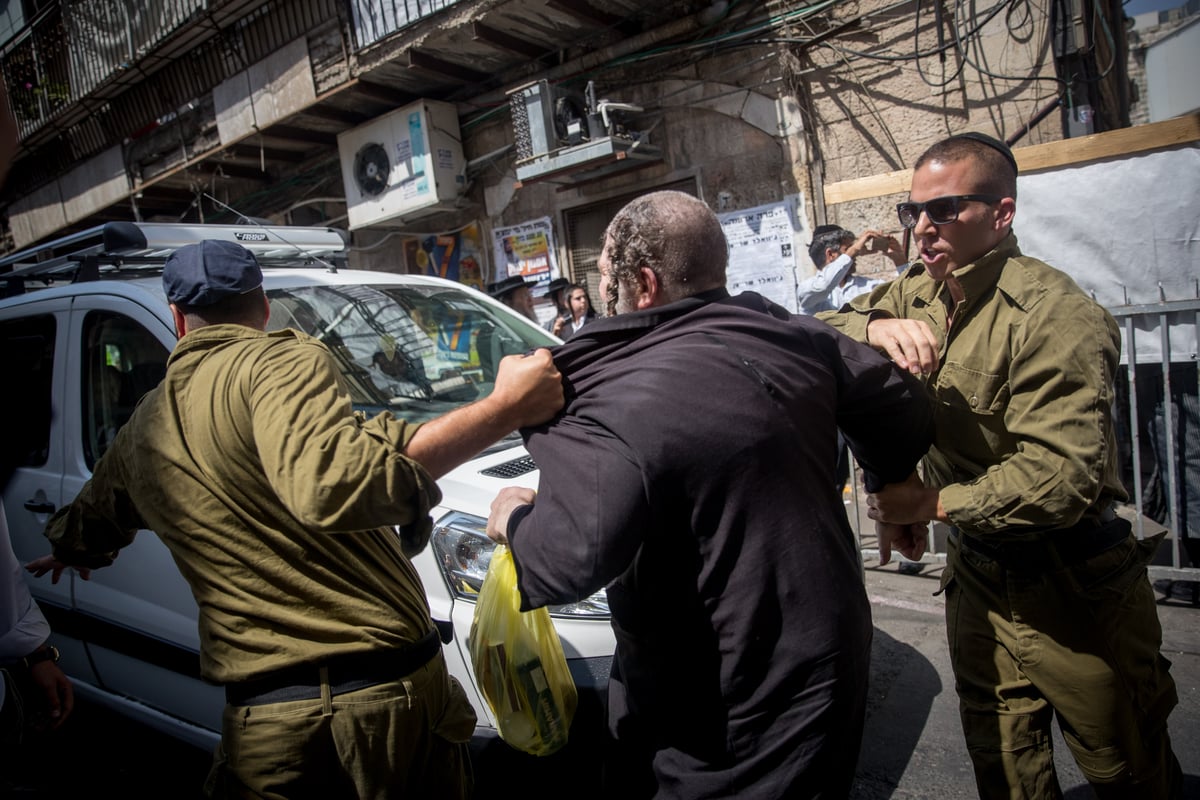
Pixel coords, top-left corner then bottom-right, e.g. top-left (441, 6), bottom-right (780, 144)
top-left (266, 283), bottom-right (556, 425)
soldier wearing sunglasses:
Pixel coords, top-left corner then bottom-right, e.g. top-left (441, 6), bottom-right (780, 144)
top-left (819, 133), bottom-right (1184, 799)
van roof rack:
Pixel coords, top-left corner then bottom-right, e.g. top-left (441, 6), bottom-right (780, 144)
top-left (1, 221), bottom-right (350, 298)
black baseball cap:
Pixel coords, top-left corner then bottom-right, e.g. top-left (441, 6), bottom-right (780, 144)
top-left (163, 240), bottom-right (263, 307)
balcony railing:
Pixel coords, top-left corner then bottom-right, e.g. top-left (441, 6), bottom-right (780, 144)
top-left (1, 0), bottom-right (206, 139)
top-left (348, 0), bottom-right (464, 49)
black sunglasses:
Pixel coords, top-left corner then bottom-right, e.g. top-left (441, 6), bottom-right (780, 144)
top-left (896, 194), bottom-right (1001, 229)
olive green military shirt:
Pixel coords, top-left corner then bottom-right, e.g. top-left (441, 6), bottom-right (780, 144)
top-left (818, 233), bottom-right (1127, 536)
top-left (44, 325), bottom-right (442, 683)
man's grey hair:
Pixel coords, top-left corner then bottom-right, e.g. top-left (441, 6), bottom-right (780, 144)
top-left (602, 191), bottom-right (727, 310)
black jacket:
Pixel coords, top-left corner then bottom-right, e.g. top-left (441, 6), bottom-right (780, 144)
top-left (508, 289), bottom-right (933, 798)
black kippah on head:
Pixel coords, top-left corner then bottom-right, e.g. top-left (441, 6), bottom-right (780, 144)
top-left (950, 131), bottom-right (1018, 176)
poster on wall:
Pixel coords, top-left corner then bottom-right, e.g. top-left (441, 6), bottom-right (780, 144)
top-left (491, 217), bottom-right (558, 289)
top-left (719, 200), bottom-right (799, 313)
top-left (402, 223), bottom-right (486, 291)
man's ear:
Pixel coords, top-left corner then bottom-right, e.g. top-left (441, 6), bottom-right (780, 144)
top-left (994, 197), bottom-right (1016, 231)
top-left (170, 303), bottom-right (188, 339)
top-left (634, 266), bottom-right (661, 310)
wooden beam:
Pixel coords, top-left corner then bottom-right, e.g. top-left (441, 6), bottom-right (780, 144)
top-left (823, 168), bottom-right (912, 206)
top-left (472, 21), bottom-right (547, 60)
top-left (1013, 112), bottom-right (1200, 173)
top-left (823, 113), bottom-right (1200, 206)
top-left (406, 49), bottom-right (488, 84)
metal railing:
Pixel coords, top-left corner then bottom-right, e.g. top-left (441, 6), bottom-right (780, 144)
top-left (1113, 296), bottom-right (1199, 582)
top-left (0, 0), bottom-right (205, 139)
top-left (347, 0), bottom-right (463, 49)
top-left (851, 295), bottom-right (1200, 586)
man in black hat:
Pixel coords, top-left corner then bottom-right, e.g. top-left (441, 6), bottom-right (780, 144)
top-left (487, 274), bottom-right (538, 322)
top-left (820, 133), bottom-right (1184, 798)
top-left (28, 239), bottom-right (565, 798)
top-left (796, 224), bottom-right (905, 315)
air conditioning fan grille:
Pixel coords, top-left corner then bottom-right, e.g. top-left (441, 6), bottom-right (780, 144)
top-left (511, 93), bottom-right (534, 161)
top-left (354, 143), bottom-right (391, 197)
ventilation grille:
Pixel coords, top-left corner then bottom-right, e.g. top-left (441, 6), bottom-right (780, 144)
top-left (510, 91), bottom-right (534, 161)
top-left (480, 454), bottom-right (537, 478)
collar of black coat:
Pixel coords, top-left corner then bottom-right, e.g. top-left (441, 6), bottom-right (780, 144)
top-left (548, 287), bottom-right (793, 370)
top-left (564, 286), bottom-right (794, 339)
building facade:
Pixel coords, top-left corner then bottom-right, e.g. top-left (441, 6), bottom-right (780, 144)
top-left (0, 0), bottom-right (1132, 293)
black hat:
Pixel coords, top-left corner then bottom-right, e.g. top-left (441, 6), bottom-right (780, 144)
top-left (950, 131), bottom-right (1018, 176)
top-left (487, 275), bottom-right (536, 299)
top-left (163, 240), bottom-right (263, 307)
top-left (545, 277), bottom-right (571, 296)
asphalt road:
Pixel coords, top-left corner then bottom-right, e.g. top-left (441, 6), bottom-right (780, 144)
top-left (3, 563), bottom-right (1197, 799)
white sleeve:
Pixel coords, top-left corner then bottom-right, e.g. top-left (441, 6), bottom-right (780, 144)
top-left (796, 253), bottom-right (854, 314)
top-left (0, 500), bottom-right (51, 661)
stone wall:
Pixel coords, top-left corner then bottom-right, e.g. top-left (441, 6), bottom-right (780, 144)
top-left (794, 0), bottom-right (1067, 276)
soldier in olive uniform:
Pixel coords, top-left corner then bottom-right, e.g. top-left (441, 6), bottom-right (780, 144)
top-left (820, 133), bottom-right (1183, 799)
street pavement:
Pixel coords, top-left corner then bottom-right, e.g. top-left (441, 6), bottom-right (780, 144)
top-left (855, 557), bottom-right (1200, 799)
top-left (3, 554), bottom-right (1197, 798)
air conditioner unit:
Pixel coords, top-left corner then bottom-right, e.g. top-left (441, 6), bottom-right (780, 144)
top-left (508, 80), bottom-right (661, 186)
top-left (337, 99), bottom-right (466, 230)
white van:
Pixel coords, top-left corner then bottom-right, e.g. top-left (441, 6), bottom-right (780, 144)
top-left (0, 221), bottom-right (613, 767)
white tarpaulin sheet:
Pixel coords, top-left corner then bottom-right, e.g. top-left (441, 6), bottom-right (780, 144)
top-left (1015, 145), bottom-right (1199, 362)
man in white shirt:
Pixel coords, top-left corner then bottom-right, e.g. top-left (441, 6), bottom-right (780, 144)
top-left (796, 224), bottom-right (907, 314)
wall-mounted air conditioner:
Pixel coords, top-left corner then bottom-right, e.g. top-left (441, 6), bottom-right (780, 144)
top-left (337, 99), bottom-right (465, 230)
top-left (508, 80), bottom-right (661, 186)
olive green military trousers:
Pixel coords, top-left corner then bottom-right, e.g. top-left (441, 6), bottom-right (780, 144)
top-left (206, 651), bottom-right (475, 799)
top-left (942, 531), bottom-right (1183, 799)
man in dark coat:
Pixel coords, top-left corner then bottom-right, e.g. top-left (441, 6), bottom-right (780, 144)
top-left (486, 191), bottom-right (934, 798)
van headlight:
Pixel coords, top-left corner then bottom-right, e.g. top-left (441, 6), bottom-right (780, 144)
top-left (430, 511), bottom-right (610, 618)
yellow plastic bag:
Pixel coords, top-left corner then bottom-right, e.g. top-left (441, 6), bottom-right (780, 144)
top-left (468, 545), bottom-right (578, 756)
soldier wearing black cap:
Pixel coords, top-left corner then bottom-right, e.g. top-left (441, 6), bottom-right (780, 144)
top-left (486, 274), bottom-right (538, 322)
top-left (31, 239), bottom-right (565, 798)
top-left (820, 133), bottom-right (1184, 798)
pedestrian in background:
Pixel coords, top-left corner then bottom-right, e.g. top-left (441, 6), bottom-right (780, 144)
top-left (27, 240), bottom-right (564, 799)
top-left (542, 276), bottom-right (572, 332)
top-left (0, 80), bottom-right (74, 746)
top-left (487, 274), bottom-right (539, 322)
top-left (550, 282), bottom-right (596, 338)
top-left (487, 191), bottom-right (933, 797)
top-left (820, 132), bottom-right (1184, 798)
top-left (796, 223), bottom-right (906, 315)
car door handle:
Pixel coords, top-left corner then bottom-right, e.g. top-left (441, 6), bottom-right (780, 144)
top-left (23, 500), bottom-right (56, 514)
